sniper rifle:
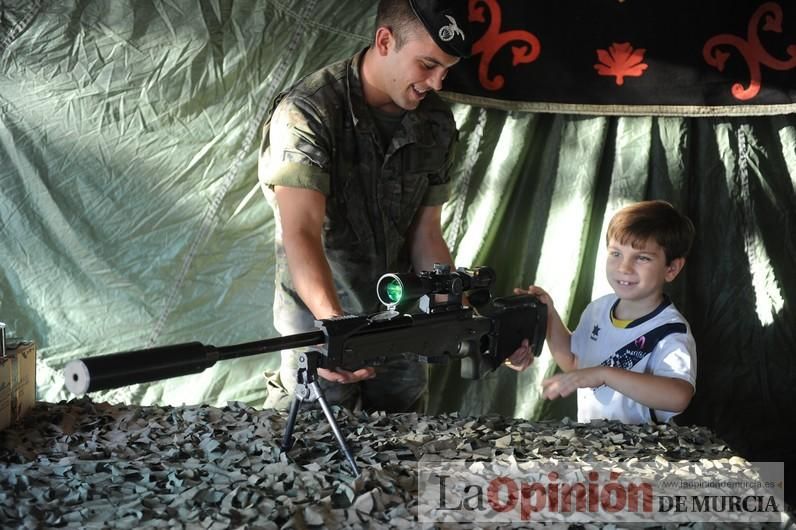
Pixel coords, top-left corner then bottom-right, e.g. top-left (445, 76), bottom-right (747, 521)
top-left (64, 264), bottom-right (547, 475)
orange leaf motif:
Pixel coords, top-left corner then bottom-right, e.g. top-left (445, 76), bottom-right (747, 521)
top-left (594, 42), bottom-right (648, 85)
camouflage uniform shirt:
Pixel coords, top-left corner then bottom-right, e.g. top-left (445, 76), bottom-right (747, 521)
top-left (259, 49), bottom-right (457, 333)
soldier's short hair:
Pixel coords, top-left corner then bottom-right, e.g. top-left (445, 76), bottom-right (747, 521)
top-left (606, 200), bottom-right (695, 263)
top-left (375, 0), bottom-right (424, 50)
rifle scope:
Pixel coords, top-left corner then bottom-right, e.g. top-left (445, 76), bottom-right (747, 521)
top-left (376, 265), bottom-right (495, 307)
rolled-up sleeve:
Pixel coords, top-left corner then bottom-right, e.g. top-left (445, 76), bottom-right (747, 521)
top-left (259, 96), bottom-right (331, 195)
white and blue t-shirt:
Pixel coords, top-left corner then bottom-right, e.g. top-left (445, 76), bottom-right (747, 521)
top-left (571, 294), bottom-right (696, 424)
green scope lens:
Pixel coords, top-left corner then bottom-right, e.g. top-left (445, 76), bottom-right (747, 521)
top-left (384, 279), bottom-right (403, 303)
top-left (376, 272), bottom-right (426, 307)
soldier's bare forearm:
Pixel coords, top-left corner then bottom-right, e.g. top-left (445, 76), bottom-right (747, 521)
top-left (408, 205), bottom-right (453, 271)
top-left (283, 232), bottom-right (344, 319)
top-left (274, 186), bottom-right (344, 320)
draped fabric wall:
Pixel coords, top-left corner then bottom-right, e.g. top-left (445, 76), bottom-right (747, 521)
top-left (1, 1), bottom-right (793, 482)
top-left (432, 110), bottom-right (796, 473)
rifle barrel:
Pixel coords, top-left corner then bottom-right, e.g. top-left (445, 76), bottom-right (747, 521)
top-left (216, 331), bottom-right (324, 360)
top-left (64, 331), bottom-right (326, 395)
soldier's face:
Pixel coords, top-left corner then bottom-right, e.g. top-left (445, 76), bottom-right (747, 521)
top-left (384, 30), bottom-right (459, 111)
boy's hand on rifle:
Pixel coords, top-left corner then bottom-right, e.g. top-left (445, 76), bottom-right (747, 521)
top-left (514, 285), bottom-right (554, 319)
top-left (318, 367), bottom-right (376, 384)
top-left (504, 338), bottom-right (535, 372)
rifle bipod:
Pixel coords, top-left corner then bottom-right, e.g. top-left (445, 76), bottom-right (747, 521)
top-left (279, 350), bottom-right (360, 476)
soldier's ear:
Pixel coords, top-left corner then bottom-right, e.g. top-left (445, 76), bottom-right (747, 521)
top-left (374, 26), bottom-right (394, 56)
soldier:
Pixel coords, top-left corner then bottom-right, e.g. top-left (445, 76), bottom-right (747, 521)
top-left (259, 0), bottom-right (471, 412)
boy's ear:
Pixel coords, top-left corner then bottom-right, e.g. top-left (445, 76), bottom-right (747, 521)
top-left (665, 257), bottom-right (686, 282)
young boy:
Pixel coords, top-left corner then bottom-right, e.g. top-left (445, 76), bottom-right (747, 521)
top-left (507, 200), bottom-right (697, 424)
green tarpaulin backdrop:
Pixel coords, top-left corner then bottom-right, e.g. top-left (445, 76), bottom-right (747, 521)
top-left (1, 0), bottom-right (794, 493)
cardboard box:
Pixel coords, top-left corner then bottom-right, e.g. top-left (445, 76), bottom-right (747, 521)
top-left (8, 341), bottom-right (36, 425)
top-left (0, 356), bottom-right (11, 431)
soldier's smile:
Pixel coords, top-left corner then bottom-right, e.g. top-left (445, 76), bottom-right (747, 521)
top-left (411, 84), bottom-right (429, 100)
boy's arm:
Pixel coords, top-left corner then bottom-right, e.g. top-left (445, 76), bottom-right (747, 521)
top-left (603, 369), bottom-right (694, 412)
top-left (543, 300), bottom-right (578, 372)
top-left (542, 367), bottom-right (694, 413)
top-left (506, 286), bottom-right (578, 372)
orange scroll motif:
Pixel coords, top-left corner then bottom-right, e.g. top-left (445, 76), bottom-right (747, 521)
top-left (469, 0), bottom-right (541, 91)
top-left (703, 2), bottom-right (796, 100)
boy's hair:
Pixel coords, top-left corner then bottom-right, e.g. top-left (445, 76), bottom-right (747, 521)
top-left (606, 200), bottom-right (695, 263)
top-left (376, 0), bottom-right (424, 50)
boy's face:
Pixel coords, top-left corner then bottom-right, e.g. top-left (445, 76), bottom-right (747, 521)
top-left (605, 237), bottom-right (684, 310)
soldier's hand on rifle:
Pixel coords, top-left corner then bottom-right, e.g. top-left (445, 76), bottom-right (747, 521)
top-left (504, 338), bottom-right (535, 372)
top-left (314, 308), bottom-right (377, 384)
top-left (318, 366), bottom-right (376, 384)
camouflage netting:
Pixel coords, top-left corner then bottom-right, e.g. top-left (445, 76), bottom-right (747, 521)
top-left (1, 401), bottom-right (792, 528)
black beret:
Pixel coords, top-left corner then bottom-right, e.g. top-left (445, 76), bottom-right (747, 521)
top-left (409, 0), bottom-right (472, 58)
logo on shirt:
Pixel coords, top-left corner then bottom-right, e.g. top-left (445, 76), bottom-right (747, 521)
top-left (439, 15), bottom-right (465, 42)
top-left (590, 324), bottom-right (601, 341)
top-left (594, 323), bottom-right (688, 394)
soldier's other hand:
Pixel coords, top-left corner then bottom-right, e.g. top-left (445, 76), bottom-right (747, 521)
top-left (504, 338), bottom-right (534, 372)
top-left (318, 366), bottom-right (376, 384)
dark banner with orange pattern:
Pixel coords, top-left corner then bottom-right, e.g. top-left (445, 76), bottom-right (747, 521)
top-left (443, 0), bottom-right (796, 115)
